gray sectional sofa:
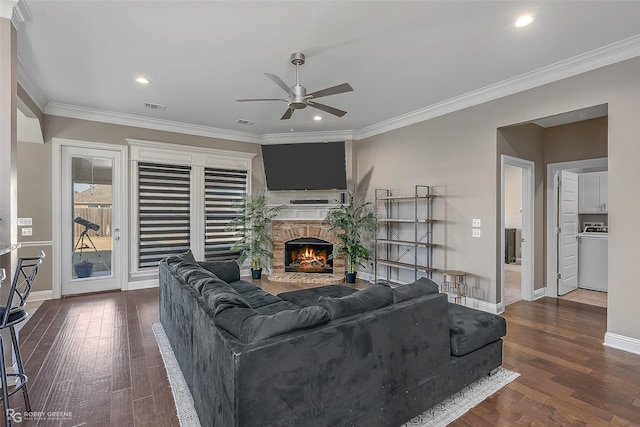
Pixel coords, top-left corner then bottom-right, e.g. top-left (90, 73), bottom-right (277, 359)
top-left (159, 252), bottom-right (507, 427)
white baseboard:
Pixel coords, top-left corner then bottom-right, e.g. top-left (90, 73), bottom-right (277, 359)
top-left (461, 296), bottom-right (501, 314)
top-left (532, 287), bottom-right (547, 300)
top-left (127, 278), bottom-right (159, 290)
top-left (604, 332), bottom-right (640, 356)
top-left (29, 290), bottom-right (53, 302)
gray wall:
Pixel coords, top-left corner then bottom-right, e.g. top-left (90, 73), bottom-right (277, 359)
top-left (354, 56), bottom-right (639, 343)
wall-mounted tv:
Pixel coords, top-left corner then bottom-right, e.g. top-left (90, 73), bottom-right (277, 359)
top-left (261, 141), bottom-right (347, 191)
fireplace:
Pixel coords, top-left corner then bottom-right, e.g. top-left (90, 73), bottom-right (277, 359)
top-left (285, 237), bottom-right (333, 274)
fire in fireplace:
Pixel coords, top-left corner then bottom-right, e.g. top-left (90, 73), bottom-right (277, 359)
top-left (285, 237), bottom-right (333, 274)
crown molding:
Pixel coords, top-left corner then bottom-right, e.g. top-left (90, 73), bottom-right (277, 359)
top-left (17, 54), bottom-right (48, 111)
top-left (260, 129), bottom-right (354, 145)
top-left (11, 0), bottom-right (30, 30)
top-left (355, 34), bottom-right (640, 140)
top-left (28, 33), bottom-right (640, 145)
top-left (44, 102), bottom-right (262, 144)
top-left (0, 0), bottom-right (17, 20)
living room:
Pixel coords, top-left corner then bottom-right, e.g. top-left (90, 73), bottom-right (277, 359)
top-left (2, 1), bottom-right (640, 425)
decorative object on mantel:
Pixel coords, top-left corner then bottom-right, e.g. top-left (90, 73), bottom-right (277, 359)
top-left (325, 190), bottom-right (376, 283)
top-left (228, 190), bottom-right (285, 279)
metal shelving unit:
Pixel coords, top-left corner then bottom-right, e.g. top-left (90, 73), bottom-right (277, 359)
top-left (374, 185), bottom-right (436, 283)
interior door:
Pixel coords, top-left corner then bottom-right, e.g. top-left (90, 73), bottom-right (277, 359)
top-left (61, 146), bottom-right (123, 295)
top-left (558, 170), bottom-right (579, 295)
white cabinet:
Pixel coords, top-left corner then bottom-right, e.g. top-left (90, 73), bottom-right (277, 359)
top-left (578, 171), bottom-right (608, 213)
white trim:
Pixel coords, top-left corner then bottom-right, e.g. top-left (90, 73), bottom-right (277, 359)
top-left (0, 0), bottom-right (18, 20)
top-left (604, 332), bottom-right (640, 356)
top-left (261, 130), bottom-right (354, 145)
top-left (128, 278), bottom-right (159, 291)
top-left (462, 297), bottom-right (501, 315)
top-left (501, 156), bottom-right (535, 306)
top-left (532, 287), bottom-right (546, 301)
top-left (52, 138), bottom-right (129, 297)
top-left (47, 103), bottom-right (261, 144)
top-left (127, 138), bottom-right (256, 170)
top-left (545, 157), bottom-right (608, 297)
top-left (17, 240), bottom-right (52, 246)
top-left (191, 167), bottom-right (205, 260)
top-left (28, 290), bottom-right (52, 302)
top-left (17, 54), bottom-right (48, 112)
top-left (30, 35), bottom-right (640, 144)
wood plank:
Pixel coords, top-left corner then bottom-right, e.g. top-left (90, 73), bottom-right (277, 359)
top-left (13, 285), bottom-right (640, 426)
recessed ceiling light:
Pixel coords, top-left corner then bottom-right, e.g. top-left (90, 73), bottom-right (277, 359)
top-left (313, 115), bottom-right (322, 121)
top-left (515, 15), bottom-right (534, 27)
top-left (136, 77), bottom-right (150, 84)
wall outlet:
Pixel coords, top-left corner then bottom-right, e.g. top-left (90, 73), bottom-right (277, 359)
top-left (21, 227), bottom-right (33, 236)
top-left (472, 228), bottom-right (481, 238)
top-left (472, 218), bottom-right (481, 228)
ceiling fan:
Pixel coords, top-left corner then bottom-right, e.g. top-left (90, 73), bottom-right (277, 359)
top-left (236, 52), bottom-right (353, 120)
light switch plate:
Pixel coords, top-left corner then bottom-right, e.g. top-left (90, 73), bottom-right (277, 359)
top-left (18, 217), bottom-right (32, 226)
top-left (472, 228), bottom-right (481, 237)
top-left (472, 218), bottom-right (481, 228)
top-left (21, 227), bottom-right (33, 236)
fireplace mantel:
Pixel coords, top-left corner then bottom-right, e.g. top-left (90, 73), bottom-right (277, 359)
top-left (271, 204), bottom-right (340, 221)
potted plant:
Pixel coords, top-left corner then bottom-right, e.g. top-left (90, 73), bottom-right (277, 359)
top-left (228, 190), bottom-right (284, 279)
top-left (74, 259), bottom-right (94, 278)
top-left (325, 190), bottom-right (377, 283)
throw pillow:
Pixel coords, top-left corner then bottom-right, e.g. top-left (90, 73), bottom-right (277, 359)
top-left (199, 260), bottom-right (241, 283)
top-left (393, 277), bottom-right (440, 303)
top-left (318, 284), bottom-right (393, 320)
top-left (214, 306), bottom-right (330, 343)
top-left (164, 250), bottom-right (199, 267)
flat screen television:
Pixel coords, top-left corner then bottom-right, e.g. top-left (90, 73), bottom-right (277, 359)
top-left (261, 141), bottom-right (347, 191)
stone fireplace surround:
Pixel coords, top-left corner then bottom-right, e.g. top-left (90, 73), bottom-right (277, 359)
top-left (269, 205), bottom-right (345, 284)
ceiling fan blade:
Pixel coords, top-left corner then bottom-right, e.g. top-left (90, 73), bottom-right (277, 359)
top-left (265, 73), bottom-right (292, 95)
top-left (307, 83), bottom-right (353, 99)
top-left (236, 98), bottom-right (287, 102)
top-left (308, 101), bottom-right (347, 118)
top-left (280, 108), bottom-right (294, 120)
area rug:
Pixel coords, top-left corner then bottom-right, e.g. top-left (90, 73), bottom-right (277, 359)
top-left (152, 323), bottom-right (519, 427)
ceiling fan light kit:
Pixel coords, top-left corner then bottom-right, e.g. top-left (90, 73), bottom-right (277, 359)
top-left (236, 52), bottom-right (353, 120)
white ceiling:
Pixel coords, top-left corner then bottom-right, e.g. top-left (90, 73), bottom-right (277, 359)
top-left (14, 1), bottom-right (640, 143)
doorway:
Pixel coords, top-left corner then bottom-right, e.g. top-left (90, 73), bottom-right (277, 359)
top-left (500, 155), bottom-right (534, 309)
top-left (53, 139), bottom-right (128, 297)
top-left (545, 157), bottom-right (608, 298)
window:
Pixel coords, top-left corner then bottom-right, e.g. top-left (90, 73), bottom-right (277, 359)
top-left (204, 168), bottom-right (248, 260)
top-left (128, 139), bottom-right (256, 275)
top-left (138, 162), bottom-right (191, 268)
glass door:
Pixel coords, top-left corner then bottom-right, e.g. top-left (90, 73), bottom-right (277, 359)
top-left (61, 146), bottom-right (123, 295)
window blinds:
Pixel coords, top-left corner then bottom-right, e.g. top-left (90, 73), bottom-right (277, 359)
top-left (138, 162), bottom-right (191, 268)
top-left (204, 168), bottom-right (248, 261)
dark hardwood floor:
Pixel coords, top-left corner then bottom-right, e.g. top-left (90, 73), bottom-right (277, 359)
top-left (11, 280), bottom-right (640, 426)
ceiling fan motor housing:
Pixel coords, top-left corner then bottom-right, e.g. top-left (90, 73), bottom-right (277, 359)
top-left (289, 84), bottom-right (308, 109)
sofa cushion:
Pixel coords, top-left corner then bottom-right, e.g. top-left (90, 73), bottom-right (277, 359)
top-left (240, 288), bottom-right (282, 309)
top-left (278, 284), bottom-right (358, 307)
top-left (393, 277), bottom-right (440, 303)
top-left (227, 280), bottom-right (260, 295)
top-left (318, 284), bottom-right (394, 320)
top-left (170, 260), bottom-right (221, 293)
top-left (254, 300), bottom-right (301, 315)
top-left (214, 306), bottom-right (330, 343)
top-left (448, 303), bottom-right (507, 356)
top-left (199, 260), bottom-right (241, 283)
top-left (165, 250), bottom-right (199, 267)
top-left (206, 291), bottom-right (251, 316)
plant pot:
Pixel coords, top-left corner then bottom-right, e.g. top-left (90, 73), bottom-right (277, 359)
top-left (74, 261), bottom-right (94, 278)
top-left (345, 272), bottom-right (357, 283)
top-left (251, 268), bottom-right (262, 280)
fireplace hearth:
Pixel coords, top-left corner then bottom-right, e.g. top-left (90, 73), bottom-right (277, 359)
top-left (285, 237), bottom-right (333, 274)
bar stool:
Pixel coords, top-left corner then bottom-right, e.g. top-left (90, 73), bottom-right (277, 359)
top-left (0, 250), bottom-right (45, 426)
